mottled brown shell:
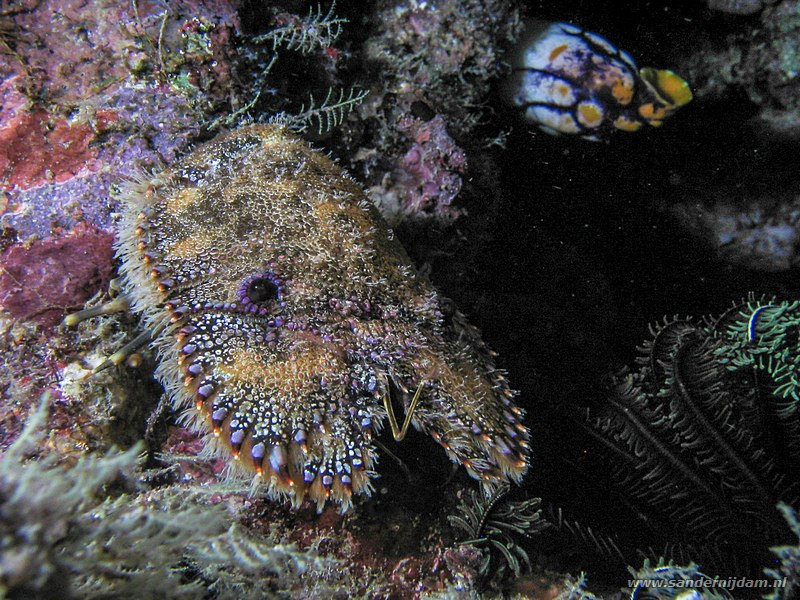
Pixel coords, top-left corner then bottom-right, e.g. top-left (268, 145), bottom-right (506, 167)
top-left (117, 124), bottom-right (529, 511)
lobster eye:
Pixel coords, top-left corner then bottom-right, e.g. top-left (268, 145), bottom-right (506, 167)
top-left (247, 278), bottom-right (279, 306)
top-left (237, 273), bottom-right (283, 312)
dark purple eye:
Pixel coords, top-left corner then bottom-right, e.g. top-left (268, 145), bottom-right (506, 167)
top-left (247, 278), bottom-right (279, 305)
top-left (237, 272), bottom-right (283, 313)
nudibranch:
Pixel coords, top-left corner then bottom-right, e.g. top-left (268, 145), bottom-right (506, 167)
top-left (504, 21), bottom-right (692, 141)
top-left (67, 125), bottom-right (529, 511)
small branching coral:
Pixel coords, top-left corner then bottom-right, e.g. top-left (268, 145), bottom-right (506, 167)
top-left (0, 397), bottom-right (216, 598)
top-left (448, 484), bottom-right (547, 590)
top-left (580, 298), bottom-right (800, 576)
top-left (287, 87), bottom-right (370, 135)
top-left (253, 2), bottom-right (347, 54)
top-left (189, 523), bottom-right (336, 600)
top-left (228, 1), bottom-right (366, 136)
top-left (0, 396), bottom-right (334, 599)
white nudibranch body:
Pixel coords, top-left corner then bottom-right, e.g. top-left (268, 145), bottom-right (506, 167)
top-left (504, 21), bottom-right (692, 141)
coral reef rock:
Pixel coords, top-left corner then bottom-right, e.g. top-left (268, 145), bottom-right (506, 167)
top-left (683, 0), bottom-right (800, 138)
top-left (0, 223), bottom-right (115, 329)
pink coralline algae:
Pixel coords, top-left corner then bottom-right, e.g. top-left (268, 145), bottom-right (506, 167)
top-left (3, 0), bottom-right (239, 104)
top-left (1, 85), bottom-right (201, 239)
top-left (0, 224), bottom-right (114, 329)
top-left (0, 0), bottom-right (240, 239)
top-left (0, 109), bottom-right (100, 191)
top-left (397, 114), bottom-right (467, 222)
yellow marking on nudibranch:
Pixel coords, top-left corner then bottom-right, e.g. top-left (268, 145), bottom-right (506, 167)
top-left (613, 115), bottom-right (643, 132)
top-left (217, 348), bottom-right (271, 382)
top-left (577, 102), bottom-right (603, 128)
top-left (558, 113), bottom-right (580, 133)
top-left (611, 81), bottom-right (634, 106)
top-left (313, 199), bottom-right (372, 230)
top-left (555, 82), bottom-right (572, 98)
top-left (640, 67), bottom-right (693, 107)
top-left (311, 200), bottom-right (378, 260)
top-left (638, 103), bottom-right (669, 122)
top-left (549, 43), bottom-right (569, 61)
top-left (256, 128), bottom-right (295, 148)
